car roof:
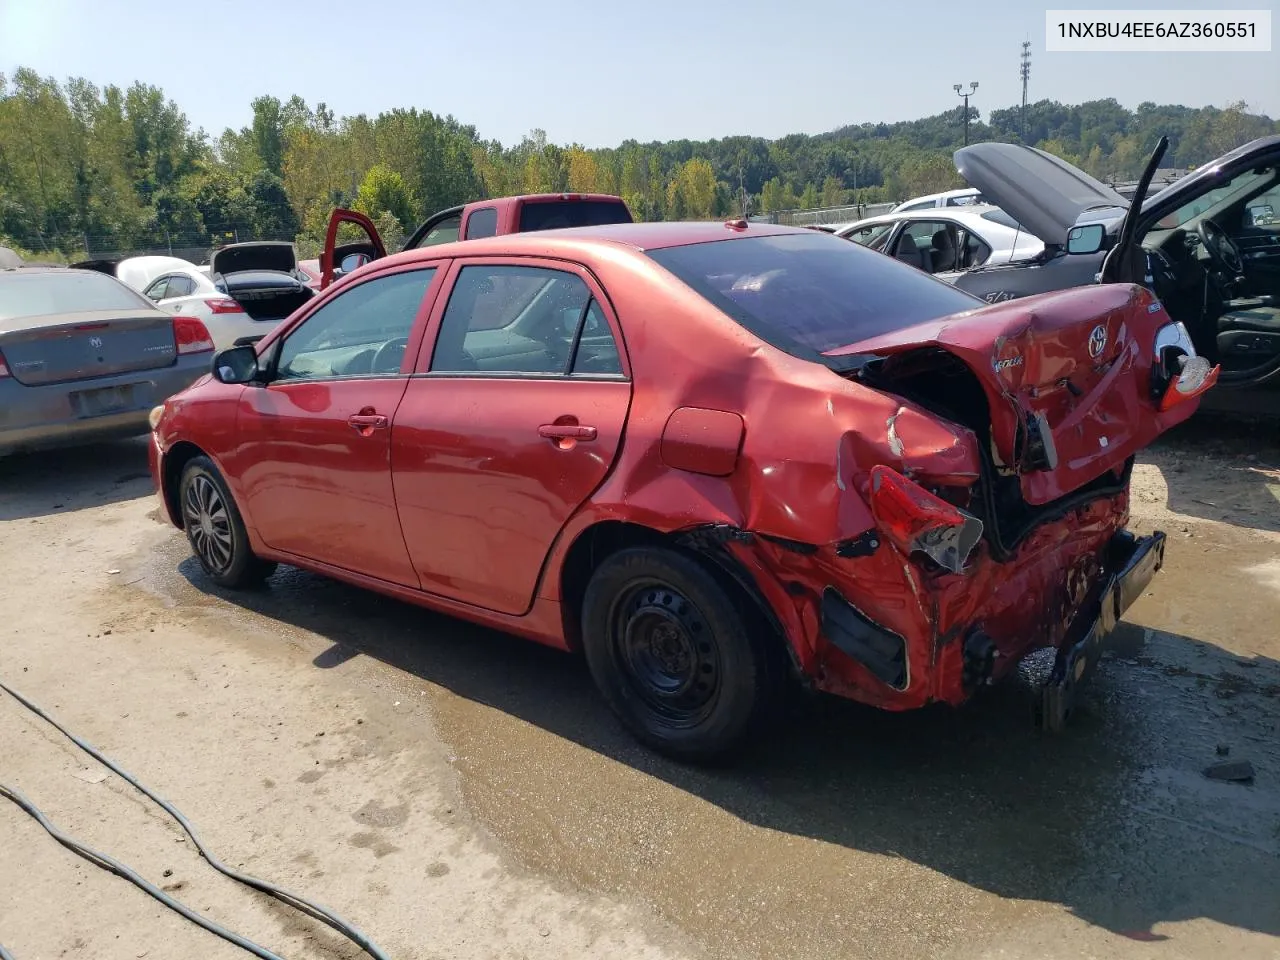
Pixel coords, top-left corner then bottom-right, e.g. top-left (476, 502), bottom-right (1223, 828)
top-left (843, 205), bottom-right (1011, 229)
top-left (378, 220), bottom-right (810, 266)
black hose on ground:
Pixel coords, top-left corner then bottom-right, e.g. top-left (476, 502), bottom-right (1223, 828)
top-left (0, 782), bottom-right (287, 960)
top-left (0, 678), bottom-right (394, 960)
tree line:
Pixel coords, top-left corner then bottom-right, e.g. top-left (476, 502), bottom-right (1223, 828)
top-left (1, 65), bottom-right (1276, 260)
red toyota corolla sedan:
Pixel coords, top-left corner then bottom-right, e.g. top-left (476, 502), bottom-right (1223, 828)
top-left (148, 221), bottom-right (1218, 761)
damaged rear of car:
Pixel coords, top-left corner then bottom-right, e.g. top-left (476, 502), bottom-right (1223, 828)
top-left (646, 231), bottom-right (1214, 734)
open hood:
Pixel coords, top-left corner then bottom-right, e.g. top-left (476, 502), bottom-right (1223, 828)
top-left (954, 142), bottom-right (1129, 246)
top-left (210, 241), bottom-right (297, 277)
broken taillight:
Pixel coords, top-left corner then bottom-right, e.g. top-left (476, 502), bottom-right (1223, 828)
top-left (867, 465), bottom-right (984, 574)
top-left (1158, 354), bottom-right (1219, 411)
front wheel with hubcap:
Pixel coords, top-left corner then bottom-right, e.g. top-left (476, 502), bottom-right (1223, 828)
top-left (178, 455), bottom-right (276, 589)
top-left (581, 546), bottom-right (781, 762)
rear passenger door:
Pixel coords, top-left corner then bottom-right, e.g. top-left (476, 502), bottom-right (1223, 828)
top-left (390, 258), bottom-right (632, 615)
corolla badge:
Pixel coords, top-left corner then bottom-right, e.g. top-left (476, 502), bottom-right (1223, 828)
top-left (1087, 324), bottom-right (1108, 359)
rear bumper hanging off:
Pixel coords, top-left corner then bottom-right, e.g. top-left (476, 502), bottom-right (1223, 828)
top-left (1038, 529), bottom-right (1166, 731)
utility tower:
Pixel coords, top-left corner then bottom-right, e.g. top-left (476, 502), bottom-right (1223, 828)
top-left (1019, 39), bottom-right (1032, 141)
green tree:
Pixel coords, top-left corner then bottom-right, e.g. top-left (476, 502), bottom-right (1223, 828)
top-left (354, 163), bottom-right (415, 228)
top-left (248, 170), bottom-right (299, 240)
top-left (759, 177), bottom-right (783, 213)
top-left (565, 146), bottom-right (600, 192)
top-left (820, 175), bottom-right (845, 207)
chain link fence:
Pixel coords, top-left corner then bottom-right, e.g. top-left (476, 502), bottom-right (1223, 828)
top-left (765, 202), bottom-right (899, 226)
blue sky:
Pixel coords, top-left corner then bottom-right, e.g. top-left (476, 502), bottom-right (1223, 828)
top-left (1, 0), bottom-right (1276, 147)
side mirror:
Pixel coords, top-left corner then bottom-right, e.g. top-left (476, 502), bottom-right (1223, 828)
top-left (212, 344), bottom-right (260, 384)
top-left (340, 252), bottom-right (371, 274)
top-left (1066, 224), bottom-right (1106, 255)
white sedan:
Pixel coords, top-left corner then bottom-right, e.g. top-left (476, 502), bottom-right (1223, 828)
top-left (128, 258), bottom-right (264, 351)
top-left (834, 205), bottom-right (1045, 283)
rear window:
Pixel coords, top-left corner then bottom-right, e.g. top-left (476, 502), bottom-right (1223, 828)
top-left (980, 208), bottom-right (1022, 229)
top-left (646, 232), bottom-right (982, 356)
top-left (0, 270), bottom-right (153, 322)
top-left (518, 200), bottom-right (633, 232)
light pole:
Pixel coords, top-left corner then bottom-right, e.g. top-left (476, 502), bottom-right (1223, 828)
top-left (954, 82), bottom-right (978, 146)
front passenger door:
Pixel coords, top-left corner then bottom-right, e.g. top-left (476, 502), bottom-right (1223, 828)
top-left (232, 266), bottom-right (440, 586)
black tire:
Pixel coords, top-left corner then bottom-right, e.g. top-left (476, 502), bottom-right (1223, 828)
top-left (580, 546), bottom-right (782, 763)
top-left (178, 456), bottom-right (277, 589)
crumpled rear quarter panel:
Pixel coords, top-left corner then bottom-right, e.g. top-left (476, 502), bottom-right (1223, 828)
top-left (723, 490), bottom-right (1128, 710)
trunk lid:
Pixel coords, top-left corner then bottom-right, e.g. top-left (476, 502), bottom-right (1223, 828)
top-left (828, 283), bottom-right (1174, 505)
top-left (210, 242), bottom-right (297, 277)
top-left (953, 142), bottom-right (1129, 246)
top-left (0, 308), bottom-right (177, 385)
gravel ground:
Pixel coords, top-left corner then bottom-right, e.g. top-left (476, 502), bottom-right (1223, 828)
top-left (1, 412), bottom-right (1277, 960)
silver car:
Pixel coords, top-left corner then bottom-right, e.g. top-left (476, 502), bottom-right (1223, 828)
top-left (0, 266), bottom-right (215, 457)
top-left (834, 205), bottom-right (1045, 283)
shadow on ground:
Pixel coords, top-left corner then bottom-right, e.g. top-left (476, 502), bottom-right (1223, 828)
top-left (14, 412), bottom-right (1278, 952)
top-left (0, 438), bottom-right (154, 521)
top-left (175, 549), bottom-right (1280, 949)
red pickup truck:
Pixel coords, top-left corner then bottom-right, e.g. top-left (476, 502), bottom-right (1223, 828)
top-left (318, 193), bottom-right (633, 290)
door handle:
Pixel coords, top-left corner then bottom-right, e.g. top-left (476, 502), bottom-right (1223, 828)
top-left (538, 423), bottom-right (597, 441)
top-left (348, 413), bottom-right (388, 436)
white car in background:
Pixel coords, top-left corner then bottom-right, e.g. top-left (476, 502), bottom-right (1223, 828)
top-left (69, 255), bottom-right (262, 351)
top-left (127, 258), bottom-right (268, 351)
top-left (890, 187), bottom-right (987, 212)
top-left (834, 205), bottom-right (1045, 283)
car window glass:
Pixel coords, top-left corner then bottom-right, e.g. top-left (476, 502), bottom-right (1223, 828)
top-left (431, 264), bottom-right (617, 376)
top-left (0, 270), bottom-right (154, 321)
top-left (1161, 167), bottom-right (1273, 230)
top-left (846, 222), bottom-right (894, 248)
top-left (169, 275), bottom-right (196, 297)
top-left (145, 277), bottom-right (170, 300)
top-left (963, 231), bottom-right (992, 267)
top-left (1244, 185), bottom-right (1279, 227)
top-left (465, 207), bottom-right (498, 239)
top-left (415, 214), bottom-right (462, 247)
top-left (647, 231), bottom-right (982, 356)
top-left (275, 268), bottom-right (435, 381)
top-left (569, 300), bottom-right (622, 375)
top-left (980, 208), bottom-right (1022, 230)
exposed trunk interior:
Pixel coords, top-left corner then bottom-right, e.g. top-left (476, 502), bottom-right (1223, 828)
top-left (857, 348), bottom-right (1131, 558)
top-left (219, 273), bottom-right (314, 322)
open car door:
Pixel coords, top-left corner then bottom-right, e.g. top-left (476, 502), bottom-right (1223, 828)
top-left (1109, 135), bottom-right (1280, 398)
top-left (320, 209), bottom-right (387, 291)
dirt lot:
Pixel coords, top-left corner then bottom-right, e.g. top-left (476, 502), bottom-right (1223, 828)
top-left (1, 413), bottom-right (1278, 960)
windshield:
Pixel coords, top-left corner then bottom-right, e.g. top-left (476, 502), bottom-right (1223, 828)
top-left (0, 270), bottom-right (153, 322)
top-left (844, 222), bottom-right (895, 248)
top-left (1155, 168), bottom-right (1275, 230)
top-left (647, 232), bottom-right (982, 357)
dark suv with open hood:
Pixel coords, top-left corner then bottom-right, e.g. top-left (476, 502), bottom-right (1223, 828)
top-left (939, 136), bottom-right (1280, 415)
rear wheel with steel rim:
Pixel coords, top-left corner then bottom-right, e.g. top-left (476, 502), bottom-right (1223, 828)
top-left (178, 456), bottom-right (276, 588)
top-left (581, 546), bottom-right (782, 762)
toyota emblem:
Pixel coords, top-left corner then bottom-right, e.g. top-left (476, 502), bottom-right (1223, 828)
top-left (1087, 324), bottom-right (1107, 359)
top-left (89, 336), bottom-right (104, 349)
